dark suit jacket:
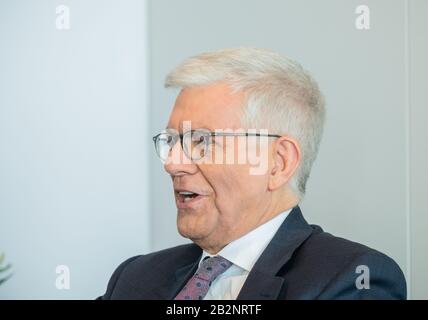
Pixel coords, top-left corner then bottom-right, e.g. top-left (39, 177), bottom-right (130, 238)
top-left (99, 206), bottom-right (406, 300)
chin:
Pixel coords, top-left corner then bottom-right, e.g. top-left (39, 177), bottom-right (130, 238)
top-left (177, 220), bottom-right (209, 241)
top-left (178, 228), bottom-right (206, 242)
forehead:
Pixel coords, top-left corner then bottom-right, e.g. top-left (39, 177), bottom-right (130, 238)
top-left (167, 83), bottom-right (245, 131)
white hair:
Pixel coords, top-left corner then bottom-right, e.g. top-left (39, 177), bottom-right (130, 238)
top-left (165, 47), bottom-right (326, 199)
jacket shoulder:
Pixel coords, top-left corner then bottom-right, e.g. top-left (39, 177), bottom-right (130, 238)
top-left (99, 243), bottom-right (200, 299)
top-left (285, 225), bottom-right (407, 299)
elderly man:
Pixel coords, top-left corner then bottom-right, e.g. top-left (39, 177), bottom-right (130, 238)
top-left (99, 48), bottom-right (406, 300)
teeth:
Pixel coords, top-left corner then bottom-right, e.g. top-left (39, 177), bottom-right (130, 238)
top-left (178, 191), bottom-right (199, 202)
top-left (179, 191), bottom-right (194, 196)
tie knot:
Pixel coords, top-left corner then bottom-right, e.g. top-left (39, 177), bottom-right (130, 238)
top-left (195, 255), bottom-right (232, 282)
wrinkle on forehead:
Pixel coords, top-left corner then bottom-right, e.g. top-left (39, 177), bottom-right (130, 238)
top-left (167, 83), bottom-right (246, 132)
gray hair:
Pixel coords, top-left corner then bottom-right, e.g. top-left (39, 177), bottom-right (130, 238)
top-left (165, 47), bottom-right (325, 199)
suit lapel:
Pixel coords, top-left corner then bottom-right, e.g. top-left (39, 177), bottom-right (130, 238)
top-left (150, 206), bottom-right (312, 300)
top-left (237, 205), bottom-right (313, 300)
top-left (150, 244), bottom-right (202, 299)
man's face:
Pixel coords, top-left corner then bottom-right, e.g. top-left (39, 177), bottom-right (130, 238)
top-left (164, 83), bottom-right (274, 253)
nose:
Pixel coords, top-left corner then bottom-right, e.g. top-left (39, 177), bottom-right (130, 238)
top-left (164, 139), bottom-right (198, 177)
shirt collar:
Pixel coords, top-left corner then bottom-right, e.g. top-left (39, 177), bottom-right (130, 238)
top-left (199, 208), bottom-right (292, 272)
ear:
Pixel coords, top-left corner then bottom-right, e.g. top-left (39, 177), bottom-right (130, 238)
top-left (268, 135), bottom-right (301, 191)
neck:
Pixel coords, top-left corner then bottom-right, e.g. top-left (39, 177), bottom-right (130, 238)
top-left (197, 191), bottom-right (299, 255)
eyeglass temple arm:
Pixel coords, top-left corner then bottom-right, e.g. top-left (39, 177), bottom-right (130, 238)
top-left (152, 132), bottom-right (282, 140)
top-left (209, 132), bottom-right (281, 138)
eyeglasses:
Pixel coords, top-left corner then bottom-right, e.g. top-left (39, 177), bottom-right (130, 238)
top-left (152, 128), bottom-right (281, 162)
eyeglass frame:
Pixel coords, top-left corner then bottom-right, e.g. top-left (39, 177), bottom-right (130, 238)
top-left (152, 129), bottom-right (282, 162)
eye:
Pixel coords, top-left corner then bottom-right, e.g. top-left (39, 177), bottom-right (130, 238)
top-left (190, 130), bottom-right (210, 144)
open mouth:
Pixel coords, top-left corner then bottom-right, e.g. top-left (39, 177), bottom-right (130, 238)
top-left (177, 191), bottom-right (200, 202)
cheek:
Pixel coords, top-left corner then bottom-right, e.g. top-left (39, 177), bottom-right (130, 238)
top-left (205, 164), bottom-right (268, 213)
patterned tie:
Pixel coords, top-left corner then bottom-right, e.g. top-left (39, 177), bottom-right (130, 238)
top-left (174, 255), bottom-right (233, 300)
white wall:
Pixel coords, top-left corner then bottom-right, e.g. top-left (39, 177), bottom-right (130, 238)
top-left (0, 0), bottom-right (151, 299)
top-left (149, 0), bottom-right (428, 299)
top-left (409, 0), bottom-right (428, 300)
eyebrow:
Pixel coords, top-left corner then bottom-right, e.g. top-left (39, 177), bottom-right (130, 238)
top-left (165, 125), bottom-right (216, 132)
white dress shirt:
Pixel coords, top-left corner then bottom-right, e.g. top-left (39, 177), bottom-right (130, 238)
top-left (199, 208), bottom-right (292, 300)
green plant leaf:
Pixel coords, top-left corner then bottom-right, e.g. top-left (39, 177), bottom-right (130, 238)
top-left (0, 252), bottom-right (13, 286)
top-left (0, 263), bottom-right (12, 273)
top-left (0, 274), bottom-right (13, 286)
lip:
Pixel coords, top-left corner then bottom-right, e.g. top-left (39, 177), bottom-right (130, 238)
top-left (175, 191), bottom-right (207, 209)
top-left (175, 194), bottom-right (205, 209)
